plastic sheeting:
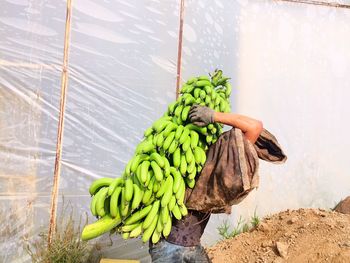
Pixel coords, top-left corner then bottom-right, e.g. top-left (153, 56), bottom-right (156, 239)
top-left (1, 0), bottom-right (350, 262)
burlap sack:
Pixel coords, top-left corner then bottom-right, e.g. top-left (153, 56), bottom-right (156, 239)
top-left (185, 128), bottom-right (287, 214)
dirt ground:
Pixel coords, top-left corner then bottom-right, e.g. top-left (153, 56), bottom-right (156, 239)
top-left (207, 208), bottom-right (350, 263)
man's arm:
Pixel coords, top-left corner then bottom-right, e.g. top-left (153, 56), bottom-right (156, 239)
top-left (189, 105), bottom-right (263, 144)
top-left (214, 112), bottom-right (263, 144)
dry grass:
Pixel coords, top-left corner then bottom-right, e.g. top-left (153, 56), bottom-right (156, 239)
top-left (25, 199), bottom-right (103, 263)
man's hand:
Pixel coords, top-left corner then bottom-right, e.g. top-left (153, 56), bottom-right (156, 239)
top-left (189, 105), bottom-right (215, 127)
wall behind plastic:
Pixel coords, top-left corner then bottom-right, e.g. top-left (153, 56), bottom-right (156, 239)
top-left (210, 0), bottom-right (350, 246)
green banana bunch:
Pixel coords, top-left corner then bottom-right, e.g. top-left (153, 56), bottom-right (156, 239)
top-left (82, 70), bottom-right (232, 243)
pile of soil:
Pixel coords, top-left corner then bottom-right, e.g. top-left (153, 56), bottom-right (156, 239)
top-left (207, 208), bottom-right (350, 263)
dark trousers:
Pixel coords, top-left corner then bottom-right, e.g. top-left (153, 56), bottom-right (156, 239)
top-left (149, 239), bottom-right (211, 263)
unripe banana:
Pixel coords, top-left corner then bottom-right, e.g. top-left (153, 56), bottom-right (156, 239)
top-left (206, 135), bottom-right (213, 144)
top-left (110, 186), bottom-right (122, 218)
top-left (140, 161), bottom-right (151, 183)
top-left (205, 86), bottom-right (214, 95)
top-left (142, 188), bottom-right (153, 204)
top-left (162, 216), bottom-right (172, 237)
top-left (168, 139), bottom-right (178, 154)
top-left (195, 97), bottom-right (202, 104)
top-left (182, 136), bottom-right (191, 152)
top-left (187, 160), bottom-right (196, 174)
top-left (136, 140), bottom-right (155, 154)
top-left (125, 159), bottom-right (133, 177)
top-left (194, 147), bottom-right (206, 165)
top-left (175, 125), bottom-right (184, 140)
top-left (147, 174), bottom-right (155, 190)
top-left (151, 161), bottom-right (163, 181)
top-left (180, 154), bottom-right (187, 175)
top-left (198, 75), bottom-right (210, 81)
top-left (174, 104), bottom-right (184, 118)
top-left (196, 80), bottom-right (211, 87)
top-left (144, 127), bottom-right (153, 137)
top-left (180, 84), bottom-right (191, 93)
top-left (144, 195), bottom-right (155, 206)
top-left (193, 88), bottom-right (201, 98)
top-left (179, 204), bottom-right (188, 216)
top-left (185, 148), bottom-right (194, 164)
top-left (131, 154), bottom-right (149, 174)
top-left (176, 179), bottom-right (186, 205)
top-left (156, 132), bottom-right (165, 147)
top-left (189, 131), bottom-right (199, 149)
top-left (122, 222), bottom-right (140, 232)
top-left (124, 178), bottom-right (134, 202)
top-left (162, 156), bottom-right (170, 177)
top-left (205, 95), bottom-right (211, 105)
top-left (214, 96), bottom-right (221, 106)
top-left (170, 167), bottom-right (181, 193)
top-left (153, 119), bottom-right (171, 133)
top-left (186, 177), bottom-right (196, 189)
top-left (153, 133), bottom-right (159, 145)
top-left (181, 106), bottom-right (191, 121)
top-left (188, 169), bottom-right (197, 180)
top-left (161, 205), bottom-right (170, 225)
top-left (163, 131), bottom-right (175, 151)
top-left (168, 195), bottom-right (176, 211)
top-left (161, 176), bottom-right (173, 207)
top-left (81, 214), bottom-right (122, 241)
top-left (131, 184), bottom-right (143, 210)
top-left (184, 95), bottom-right (195, 106)
top-left (142, 213), bottom-right (159, 243)
top-left (143, 200), bottom-right (160, 229)
top-left (199, 90), bottom-right (206, 99)
top-left (186, 77), bottom-right (197, 85)
top-left (120, 188), bottom-right (130, 217)
top-left (156, 179), bottom-right (167, 198)
top-left (173, 147), bottom-right (181, 168)
top-left (219, 99), bottom-right (226, 112)
top-left (89, 178), bottom-right (114, 196)
top-left (136, 164), bottom-right (142, 184)
top-left (150, 152), bottom-right (165, 168)
top-left (145, 170), bottom-right (153, 187)
top-left (179, 127), bottom-right (190, 144)
top-left (90, 193), bottom-right (98, 216)
top-left (168, 101), bottom-right (178, 115)
top-left (122, 232), bottom-right (130, 240)
top-left (96, 187), bottom-right (109, 217)
top-left (185, 124), bottom-right (207, 135)
top-left (129, 224), bottom-right (143, 238)
top-left (225, 82), bottom-right (232, 97)
top-left (172, 204), bottom-right (182, 220)
top-left (163, 122), bottom-right (177, 137)
top-left (153, 180), bottom-right (160, 193)
top-left (124, 204), bottom-right (153, 225)
top-left (156, 214), bottom-right (164, 232)
top-left (152, 229), bottom-right (161, 244)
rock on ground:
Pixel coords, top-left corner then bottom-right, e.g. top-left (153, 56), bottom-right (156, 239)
top-left (207, 208), bottom-right (350, 263)
top-left (334, 196), bottom-right (350, 214)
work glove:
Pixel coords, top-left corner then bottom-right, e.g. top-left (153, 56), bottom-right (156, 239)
top-left (189, 105), bottom-right (215, 127)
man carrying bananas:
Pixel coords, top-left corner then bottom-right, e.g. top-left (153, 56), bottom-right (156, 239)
top-left (149, 105), bottom-right (287, 262)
